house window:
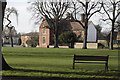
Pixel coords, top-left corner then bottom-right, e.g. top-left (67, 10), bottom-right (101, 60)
top-left (80, 31), bottom-right (82, 35)
top-left (43, 36), bottom-right (46, 44)
top-left (43, 28), bottom-right (46, 34)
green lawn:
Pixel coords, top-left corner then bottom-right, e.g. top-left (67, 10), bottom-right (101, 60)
top-left (1, 47), bottom-right (120, 79)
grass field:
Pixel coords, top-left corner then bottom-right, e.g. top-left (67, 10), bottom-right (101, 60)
top-left (1, 47), bottom-right (120, 79)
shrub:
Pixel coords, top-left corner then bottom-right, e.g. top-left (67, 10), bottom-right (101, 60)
top-left (58, 31), bottom-right (77, 48)
top-left (98, 43), bottom-right (105, 49)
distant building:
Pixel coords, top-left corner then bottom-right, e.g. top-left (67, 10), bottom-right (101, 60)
top-left (97, 32), bottom-right (109, 47)
top-left (97, 31), bottom-right (120, 47)
top-left (21, 35), bottom-right (31, 47)
top-left (39, 14), bottom-right (97, 48)
top-left (21, 32), bottom-right (39, 47)
top-left (113, 31), bottom-right (120, 44)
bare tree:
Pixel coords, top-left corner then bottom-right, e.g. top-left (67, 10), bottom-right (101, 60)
top-left (102, 0), bottom-right (120, 50)
top-left (0, 1), bottom-right (12, 70)
top-left (29, 0), bottom-right (70, 48)
top-left (2, 26), bottom-right (17, 46)
top-left (71, 0), bottom-right (102, 49)
top-left (4, 7), bottom-right (18, 47)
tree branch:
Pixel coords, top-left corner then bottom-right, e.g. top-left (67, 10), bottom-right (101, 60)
top-left (77, 0), bottom-right (85, 7)
top-left (102, 2), bottom-right (113, 21)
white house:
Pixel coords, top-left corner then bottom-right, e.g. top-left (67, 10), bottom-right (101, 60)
top-left (87, 22), bottom-right (97, 42)
top-left (74, 14), bottom-right (97, 49)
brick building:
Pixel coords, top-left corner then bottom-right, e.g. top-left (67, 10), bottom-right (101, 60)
top-left (39, 14), bottom-right (97, 48)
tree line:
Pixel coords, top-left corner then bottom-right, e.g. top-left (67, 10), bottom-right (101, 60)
top-left (29, 0), bottom-right (120, 50)
top-left (2, 0), bottom-right (120, 49)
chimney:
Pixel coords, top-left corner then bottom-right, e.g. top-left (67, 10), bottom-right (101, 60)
top-left (81, 14), bottom-right (85, 22)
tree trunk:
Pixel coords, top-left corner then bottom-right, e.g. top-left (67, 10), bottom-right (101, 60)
top-left (9, 28), bottom-right (14, 47)
top-left (70, 43), bottom-right (74, 48)
top-left (109, 22), bottom-right (114, 50)
top-left (10, 35), bottom-right (13, 47)
top-left (54, 19), bottom-right (59, 48)
top-left (83, 20), bottom-right (88, 49)
top-left (54, 34), bottom-right (58, 48)
top-left (2, 39), bottom-right (3, 47)
top-left (2, 55), bottom-right (12, 70)
top-left (83, 27), bottom-right (87, 49)
top-left (107, 41), bottom-right (110, 48)
top-left (109, 4), bottom-right (116, 50)
top-left (0, 1), bottom-right (12, 70)
top-left (83, 2), bottom-right (88, 49)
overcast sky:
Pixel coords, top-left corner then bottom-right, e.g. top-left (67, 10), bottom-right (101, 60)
top-left (5, 0), bottom-right (112, 34)
top-left (6, 0), bottom-right (39, 34)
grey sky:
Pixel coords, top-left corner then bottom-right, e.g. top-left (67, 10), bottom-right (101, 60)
top-left (6, 0), bottom-right (39, 34)
top-left (5, 0), bottom-right (113, 34)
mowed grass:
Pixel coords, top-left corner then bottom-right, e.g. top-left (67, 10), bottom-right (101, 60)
top-left (1, 47), bottom-right (120, 79)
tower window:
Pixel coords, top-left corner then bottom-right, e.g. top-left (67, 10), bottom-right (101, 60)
top-left (43, 36), bottom-right (45, 44)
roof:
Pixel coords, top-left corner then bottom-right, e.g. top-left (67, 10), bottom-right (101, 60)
top-left (70, 22), bottom-right (84, 31)
top-left (40, 19), bottom-right (92, 31)
top-left (40, 20), bottom-right (50, 28)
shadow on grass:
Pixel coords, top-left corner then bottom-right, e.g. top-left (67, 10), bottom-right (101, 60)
top-left (2, 76), bottom-right (119, 80)
top-left (15, 69), bottom-right (120, 76)
top-left (2, 68), bottom-right (120, 80)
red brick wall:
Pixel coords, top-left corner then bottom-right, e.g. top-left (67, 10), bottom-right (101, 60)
top-left (39, 20), bottom-right (86, 47)
top-left (39, 28), bottom-right (50, 48)
top-left (73, 30), bottom-right (84, 41)
top-left (73, 31), bottom-right (81, 37)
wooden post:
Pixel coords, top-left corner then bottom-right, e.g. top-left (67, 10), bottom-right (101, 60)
top-left (105, 55), bottom-right (109, 71)
top-left (73, 54), bottom-right (75, 69)
top-left (105, 63), bottom-right (108, 71)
